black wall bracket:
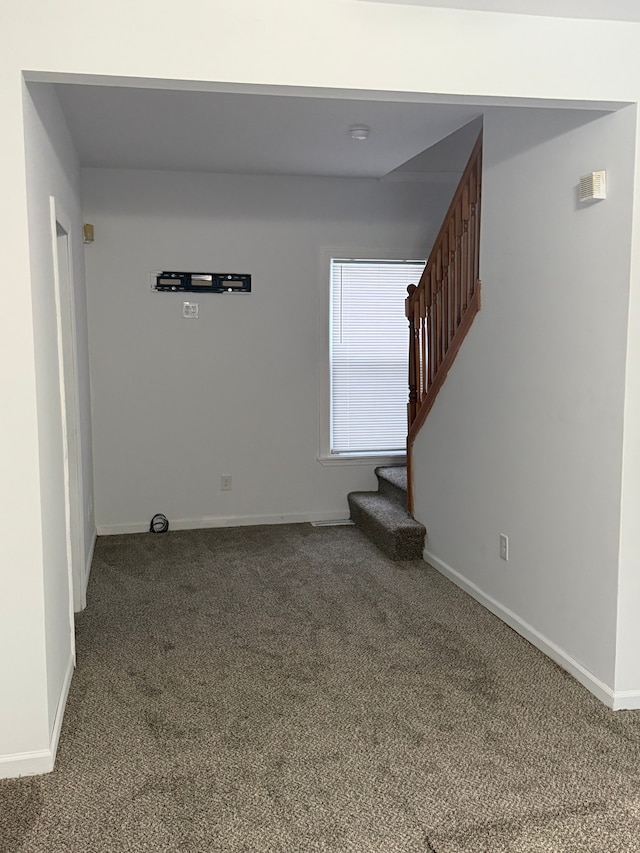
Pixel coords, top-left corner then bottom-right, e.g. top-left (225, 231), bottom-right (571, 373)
top-left (151, 271), bottom-right (251, 293)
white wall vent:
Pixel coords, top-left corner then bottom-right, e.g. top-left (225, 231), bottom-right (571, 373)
top-left (579, 171), bottom-right (607, 202)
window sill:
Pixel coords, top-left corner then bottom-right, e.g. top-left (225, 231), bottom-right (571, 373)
top-left (317, 452), bottom-right (406, 467)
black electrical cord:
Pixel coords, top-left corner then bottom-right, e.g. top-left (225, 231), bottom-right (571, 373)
top-left (149, 513), bottom-right (169, 533)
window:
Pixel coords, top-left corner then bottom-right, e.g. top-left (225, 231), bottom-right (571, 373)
top-left (329, 257), bottom-right (425, 457)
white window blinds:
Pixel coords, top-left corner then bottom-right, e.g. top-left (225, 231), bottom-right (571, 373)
top-left (330, 258), bottom-right (425, 454)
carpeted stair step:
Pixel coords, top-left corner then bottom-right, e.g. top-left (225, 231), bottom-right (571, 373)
top-left (348, 491), bottom-right (426, 561)
top-left (375, 465), bottom-right (408, 508)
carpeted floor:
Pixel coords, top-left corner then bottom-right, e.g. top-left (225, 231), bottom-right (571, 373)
top-left (2, 523), bottom-right (640, 852)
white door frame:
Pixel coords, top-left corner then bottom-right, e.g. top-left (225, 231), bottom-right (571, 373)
top-left (49, 197), bottom-right (86, 639)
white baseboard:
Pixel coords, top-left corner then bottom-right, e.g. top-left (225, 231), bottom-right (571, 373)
top-left (50, 653), bottom-right (74, 763)
top-left (97, 510), bottom-right (349, 536)
top-left (84, 528), bottom-right (97, 598)
top-left (424, 549), bottom-right (620, 710)
top-left (0, 654), bottom-right (74, 779)
top-left (0, 748), bottom-right (53, 779)
top-left (612, 690), bottom-right (640, 711)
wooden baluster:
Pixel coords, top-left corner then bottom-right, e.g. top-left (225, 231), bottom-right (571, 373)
top-left (431, 267), bottom-right (438, 375)
top-left (456, 201), bottom-right (464, 313)
top-left (447, 232), bottom-right (455, 344)
top-left (419, 287), bottom-right (426, 398)
top-left (406, 284), bottom-right (417, 428)
top-left (462, 184), bottom-right (470, 308)
top-left (427, 268), bottom-right (433, 380)
top-left (444, 244), bottom-right (451, 349)
top-left (435, 266), bottom-right (441, 373)
top-left (436, 248), bottom-right (444, 366)
top-left (474, 163), bottom-right (482, 285)
top-left (426, 303), bottom-right (433, 391)
top-left (449, 218), bottom-right (458, 326)
top-left (442, 233), bottom-right (450, 349)
top-left (426, 269), bottom-right (433, 384)
top-left (413, 299), bottom-right (421, 403)
top-left (469, 168), bottom-right (477, 298)
top-left (432, 289), bottom-right (437, 379)
top-left (441, 243), bottom-right (449, 354)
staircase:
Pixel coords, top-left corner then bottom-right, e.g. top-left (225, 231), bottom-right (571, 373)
top-left (406, 130), bottom-right (482, 511)
top-left (348, 466), bottom-right (426, 560)
top-left (346, 132), bottom-right (482, 557)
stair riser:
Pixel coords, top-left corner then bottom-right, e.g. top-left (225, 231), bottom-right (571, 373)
top-left (376, 477), bottom-right (408, 508)
top-left (348, 495), bottom-right (425, 561)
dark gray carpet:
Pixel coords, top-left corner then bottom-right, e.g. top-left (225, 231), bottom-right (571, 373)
top-left (2, 523), bottom-right (640, 852)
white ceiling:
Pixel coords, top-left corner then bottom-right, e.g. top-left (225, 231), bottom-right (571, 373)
top-left (53, 84), bottom-right (484, 179)
top-left (361, 0), bottom-right (640, 22)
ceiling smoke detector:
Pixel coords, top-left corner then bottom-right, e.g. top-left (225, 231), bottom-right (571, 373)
top-left (349, 124), bottom-right (370, 141)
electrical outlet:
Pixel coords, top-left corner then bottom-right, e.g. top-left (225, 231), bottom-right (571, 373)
top-left (220, 475), bottom-right (232, 491)
top-left (500, 533), bottom-right (509, 561)
top-left (182, 301), bottom-right (199, 319)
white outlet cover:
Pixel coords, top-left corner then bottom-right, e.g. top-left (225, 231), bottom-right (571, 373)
top-left (500, 534), bottom-right (509, 561)
top-left (182, 301), bottom-right (199, 318)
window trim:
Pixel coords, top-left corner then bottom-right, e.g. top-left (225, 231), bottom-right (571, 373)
top-left (317, 246), bottom-right (426, 467)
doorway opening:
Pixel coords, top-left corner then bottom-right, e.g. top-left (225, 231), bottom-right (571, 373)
top-left (50, 198), bottom-right (85, 654)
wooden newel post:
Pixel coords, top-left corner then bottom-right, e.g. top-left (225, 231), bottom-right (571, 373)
top-left (406, 284), bottom-right (418, 429)
top-left (406, 284), bottom-right (417, 515)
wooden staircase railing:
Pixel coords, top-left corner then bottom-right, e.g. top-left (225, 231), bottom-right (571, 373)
top-left (406, 131), bottom-right (483, 512)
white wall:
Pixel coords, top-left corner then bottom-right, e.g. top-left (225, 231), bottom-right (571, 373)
top-left (616, 106), bottom-right (640, 698)
top-left (9, 2), bottom-right (640, 104)
top-left (23, 83), bottom-right (94, 740)
top-left (82, 168), bottom-right (454, 531)
top-left (412, 105), bottom-right (636, 700)
top-left (0, 79), bottom-right (50, 772)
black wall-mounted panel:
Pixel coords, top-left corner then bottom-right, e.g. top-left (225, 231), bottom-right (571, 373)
top-left (152, 271), bottom-right (251, 293)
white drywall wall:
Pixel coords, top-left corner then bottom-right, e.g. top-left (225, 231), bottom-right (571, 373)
top-left (82, 168), bottom-right (454, 530)
top-left (0, 80), bottom-right (50, 769)
top-left (5, 0), bottom-right (640, 772)
top-left (412, 105), bottom-right (636, 694)
top-left (23, 82), bottom-right (94, 735)
top-left (7, 1), bottom-right (640, 104)
top-left (616, 106), bottom-right (640, 698)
